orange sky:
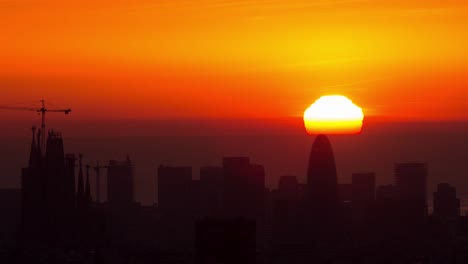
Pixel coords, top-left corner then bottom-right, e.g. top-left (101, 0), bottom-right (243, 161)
top-left (1, 0), bottom-right (468, 121)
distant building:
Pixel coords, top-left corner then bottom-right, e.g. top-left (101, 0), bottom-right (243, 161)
top-left (200, 166), bottom-right (223, 185)
top-left (107, 156), bottom-right (134, 207)
top-left (374, 184), bottom-right (400, 229)
top-left (376, 184), bottom-right (398, 202)
top-left (157, 165), bottom-right (194, 249)
top-left (394, 162), bottom-right (428, 219)
top-left (272, 176), bottom-right (300, 247)
top-left (351, 172), bottom-right (376, 222)
top-left (277, 176), bottom-right (299, 201)
top-left (192, 166), bottom-right (223, 218)
top-left (352, 172), bottom-right (375, 203)
top-left (222, 157), bottom-right (265, 220)
top-left (433, 183), bottom-right (460, 218)
top-left (157, 165), bottom-right (192, 214)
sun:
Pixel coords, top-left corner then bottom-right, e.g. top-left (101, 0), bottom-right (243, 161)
top-left (303, 95), bottom-right (364, 135)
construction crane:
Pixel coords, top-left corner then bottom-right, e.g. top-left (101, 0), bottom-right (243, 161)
top-left (0, 99), bottom-right (71, 153)
top-left (93, 161), bottom-right (109, 204)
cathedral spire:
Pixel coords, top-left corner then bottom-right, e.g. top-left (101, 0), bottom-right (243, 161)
top-left (77, 154), bottom-right (84, 209)
top-left (85, 164), bottom-right (92, 207)
top-left (28, 126), bottom-right (39, 167)
top-left (36, 128), bottom-right (42, 156)
top-left (31, 126), bottom-right (36, 147)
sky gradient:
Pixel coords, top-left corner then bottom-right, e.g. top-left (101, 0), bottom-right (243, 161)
top-left (1, 0), bottom-right (468, 120)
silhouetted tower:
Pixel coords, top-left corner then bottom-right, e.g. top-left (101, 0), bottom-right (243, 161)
top-left (93, 162), bottom-right (108, 203)
top-left (277, 176), bottom-right (299, 201)
top-left (223, 157), bottom-right (265, 220)
top-left (306, 135), bottom-right (338, 215)
top-left (352, 172), bottom-right (375, 204)
top-left (21, 127), bottom-right (44, 238)
top-left (157, 165), bottom-right (192, 214)
top-left (351, 172), bottom-right (376, 222)
top-left (28, 127), bottom-right (41, 168)
top-left (394, 162), bottom-right (428, 219)
top-left (85, 165), bottom-right (92, 207)
top-left (433, 183), bottom-right (460, 218)
top-left (46, 131), bottom-right (78, 243)
top-left (107, 156), bottom-right (134, 207)
top-left (64, 154), bottom-right (76, 211)
top-left (194, 166), bottom-right (224, 218)
top-left (21, 129), bottom-right (77, 244)
top-left (45, 131), bottom-right (66, 213)
top-left (272, 176), bottom-right (300, 246)
top-left (376, 184), bottom-right (398, 201)
top-left (77, 154), bottom-right (85, 210)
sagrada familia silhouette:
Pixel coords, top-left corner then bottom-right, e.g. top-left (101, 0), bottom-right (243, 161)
top-left (21, 127), bottom-right (103, 248)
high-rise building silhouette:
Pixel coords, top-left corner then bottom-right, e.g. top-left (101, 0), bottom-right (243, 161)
top-left (223, 157), bottom-right (250, 219)
top-left (85, 165), bottom-right (92, 208)
top-left (306, 135), bottom-right (338, 215)
top-left (192, 166), bottom-right (224, 219)
top-left (351, 172), bottom-right (376, 222)
top-left (107, 156), bottom-right (134, 207)
top-left (157, 165), bottom-right (192, 213)
top-left (222, 157), bottom-right (265, 251)
top-left (433, 183), bottom-right (460, 218)
top-left (200, 166), bottom-right (223, 184)
top-left (376, 184), bottom-right (397, 201)
top-left (76, 154), bottom-right (85, 210)
top-left (222, 157), bottom-right (265, 220)
top-left (352, 172), bottom-right (375, 203)
top-left (277, 176), bottom-right (299, 201)
top-left (394, 162), bottom-right (428, 220)
top-left (157, 165), bottom-right (193, 249)
top-left (272, 176), bottom-right (300, 247)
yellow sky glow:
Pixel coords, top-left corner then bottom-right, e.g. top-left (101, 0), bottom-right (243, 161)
top-left (1, 0), bottom-right (468, 120)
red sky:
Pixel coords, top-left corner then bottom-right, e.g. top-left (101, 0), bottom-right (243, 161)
top-left (1, 0), bottom-right (468, 121)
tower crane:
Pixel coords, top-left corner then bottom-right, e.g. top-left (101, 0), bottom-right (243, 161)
top-left (0, 100), bottom-right (71, 153)
top-left (93, 161), bottom-right (109, 204)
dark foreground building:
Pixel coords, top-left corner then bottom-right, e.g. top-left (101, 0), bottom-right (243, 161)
top-left (195, 218), bottom-right (256, 264)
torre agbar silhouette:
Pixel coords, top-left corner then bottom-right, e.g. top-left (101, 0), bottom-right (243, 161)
top-left (306, 135), bottom-right (339, 218)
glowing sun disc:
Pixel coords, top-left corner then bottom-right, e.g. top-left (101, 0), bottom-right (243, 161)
top-left (304, 95), bottom-right (364, 134)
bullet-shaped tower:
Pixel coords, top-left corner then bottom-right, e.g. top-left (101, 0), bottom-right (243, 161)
top-left (306, 134), bottom-right (338, 214)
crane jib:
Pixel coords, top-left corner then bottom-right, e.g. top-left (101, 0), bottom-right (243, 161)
top-left (0, 100), bottom-right (72, 155)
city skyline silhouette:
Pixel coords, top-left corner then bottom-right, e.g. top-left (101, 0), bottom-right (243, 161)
top-left (2, 0), bottom-right (468, 262)
top-left (1, 119), bottom-right (468, 263)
